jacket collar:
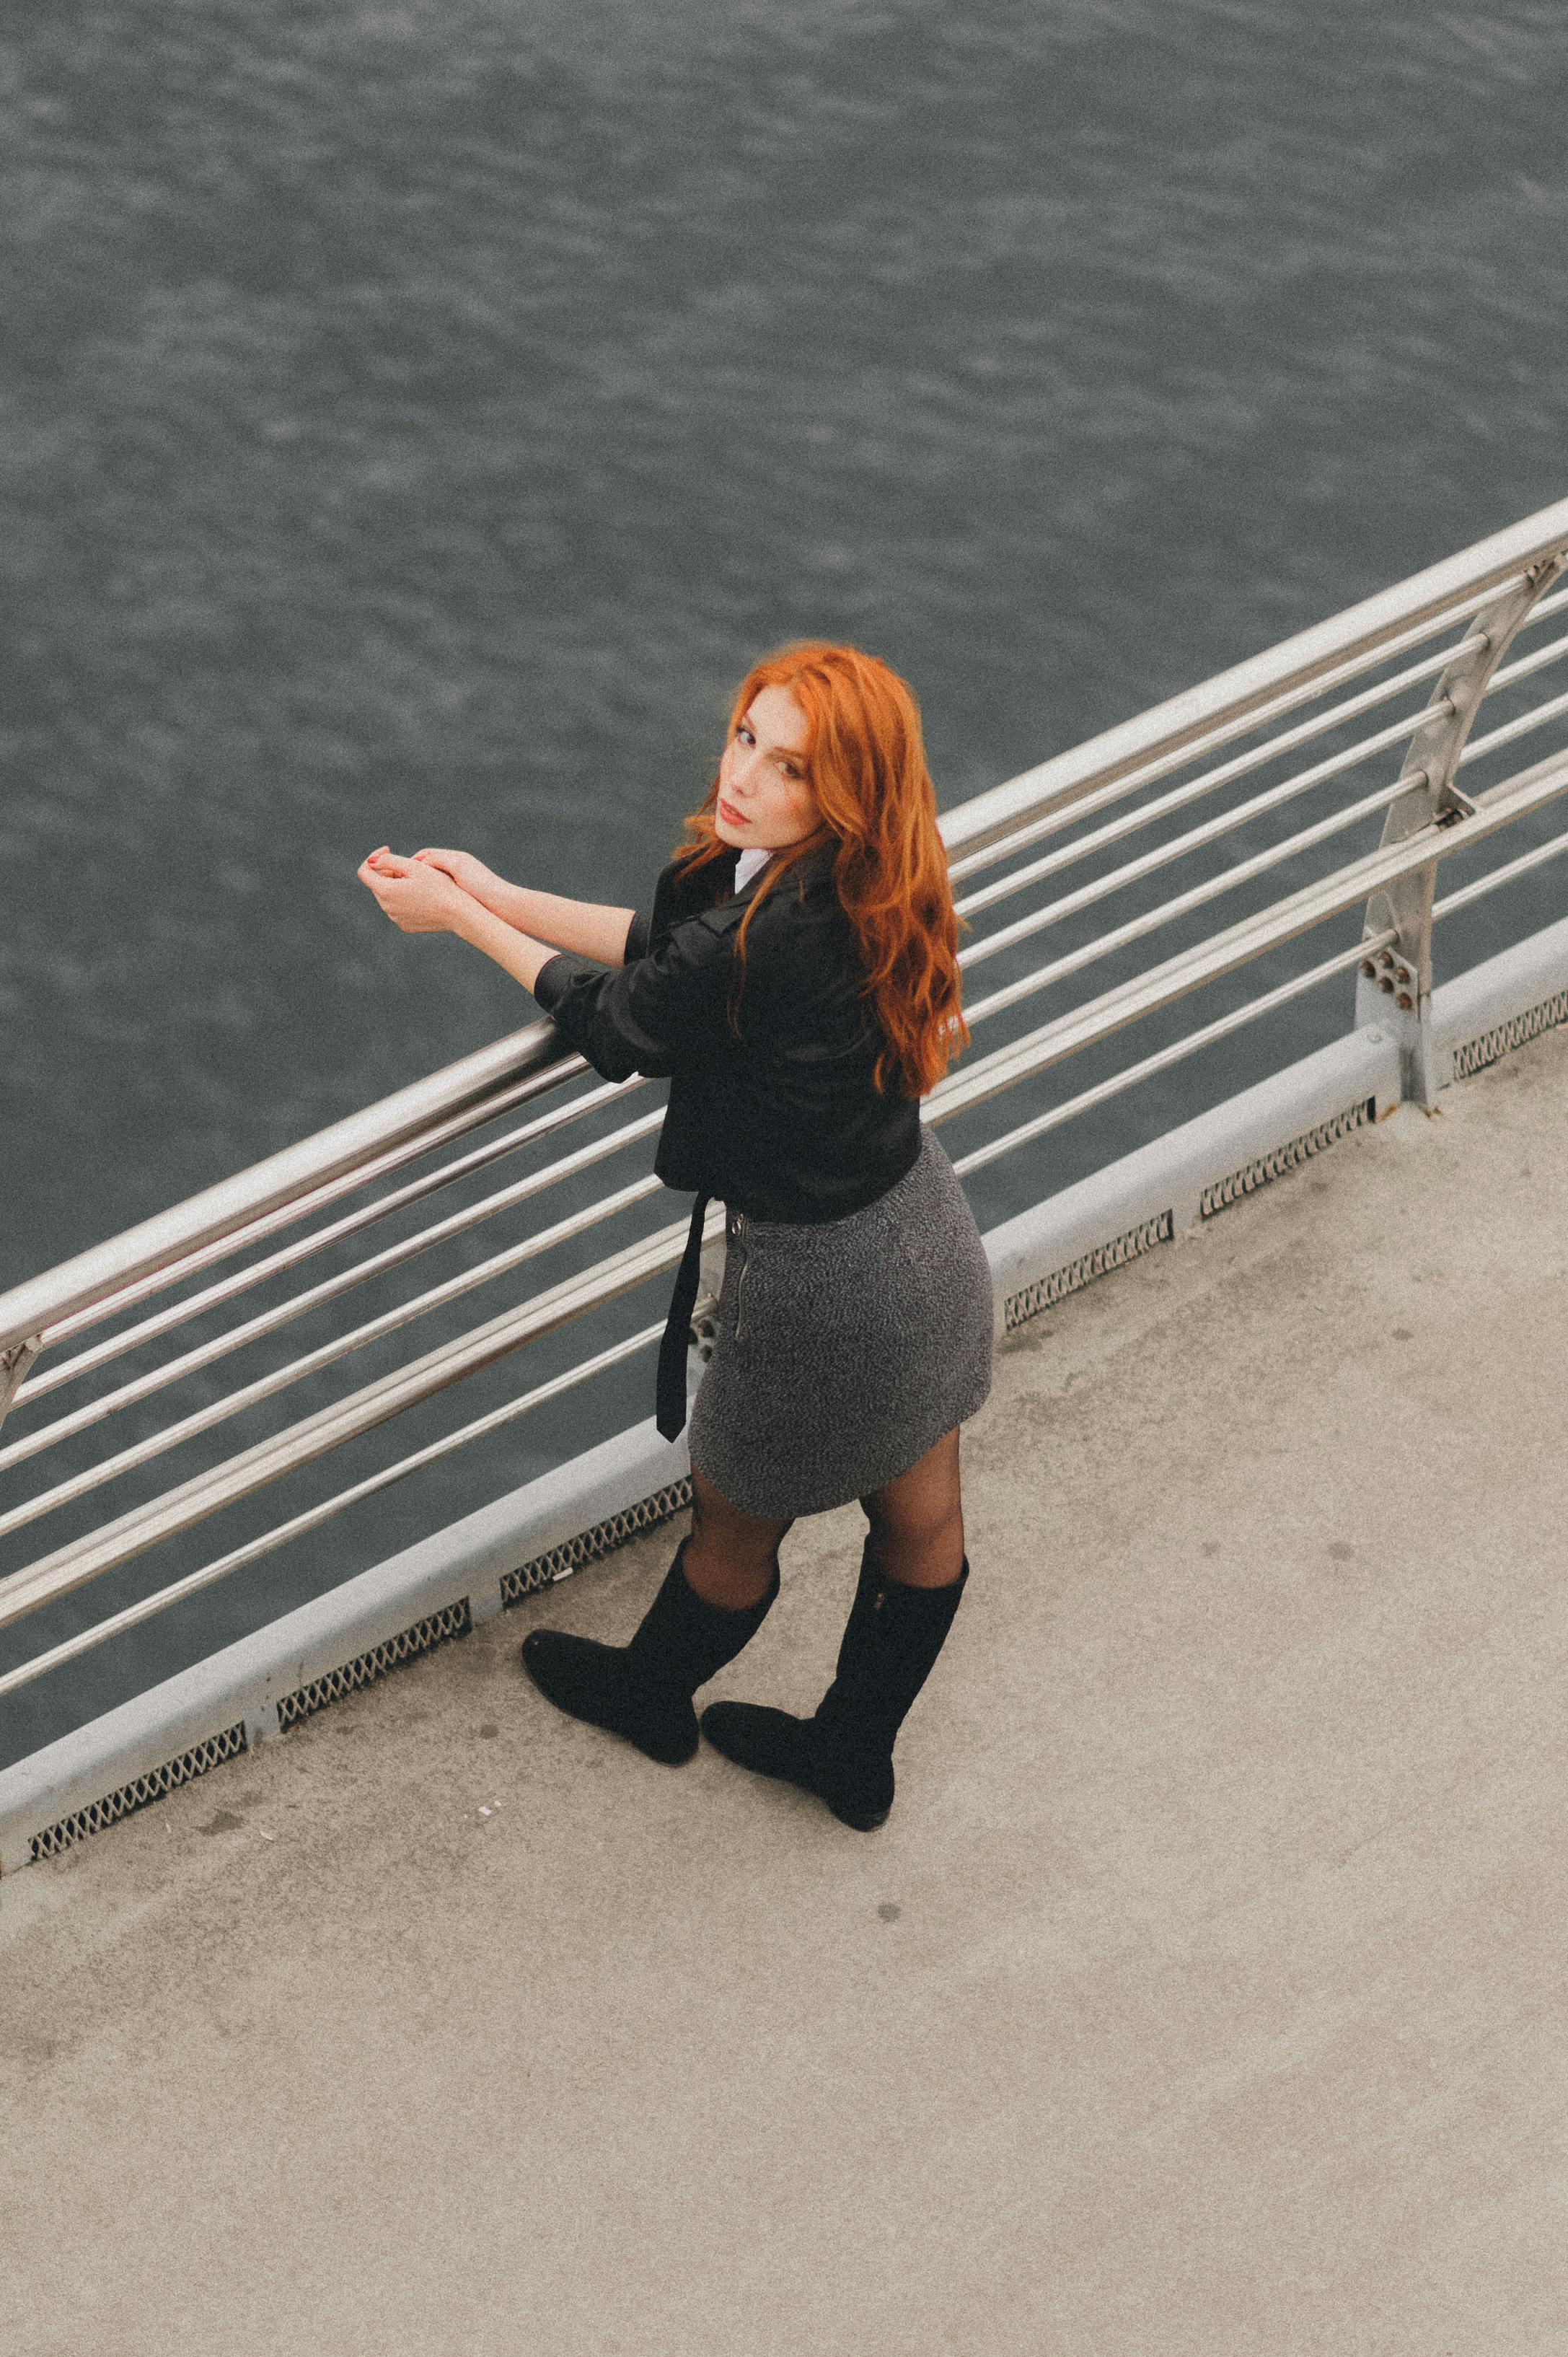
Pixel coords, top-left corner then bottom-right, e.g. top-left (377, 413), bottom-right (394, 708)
top-left (736, 835), bottom-right (839, 900)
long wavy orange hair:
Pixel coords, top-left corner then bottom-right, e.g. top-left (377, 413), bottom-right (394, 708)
top-left (670, 641), bottom-right (970, 1097)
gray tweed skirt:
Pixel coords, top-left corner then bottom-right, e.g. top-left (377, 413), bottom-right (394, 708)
top-left (687, 1123), bottom-right (994, 1518)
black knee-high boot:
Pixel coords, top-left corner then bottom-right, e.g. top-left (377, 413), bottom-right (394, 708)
top-left (700, 1542), bottom-right (969, 1830)
top-left (521, 1535), bottom-right (780, 1766)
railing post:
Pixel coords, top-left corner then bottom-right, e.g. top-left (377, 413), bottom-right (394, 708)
top-left (1357, 555), bottom-right (1566, 1104)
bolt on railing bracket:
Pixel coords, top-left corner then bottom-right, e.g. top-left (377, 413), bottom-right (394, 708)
top-left (1357, 550), bottom-right (1568, 1105)
top-left (0, 1335), bottom-right (43, 1439)
top-left (690, 1291), bottom-right (722, 1366)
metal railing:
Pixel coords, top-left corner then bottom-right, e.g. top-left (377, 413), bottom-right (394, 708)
top-left (5, 495), bottom-right (1568, 1701)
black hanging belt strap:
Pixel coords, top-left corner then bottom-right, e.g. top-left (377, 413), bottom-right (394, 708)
top-left (656, 1192), bottom-right (711, 1442)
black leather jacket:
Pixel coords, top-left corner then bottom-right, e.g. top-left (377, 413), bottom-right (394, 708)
top-left (532, 839), bottom-right (923, 1222)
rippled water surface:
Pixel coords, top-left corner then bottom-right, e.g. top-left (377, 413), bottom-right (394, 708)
top-left (4, 1), bottom-right (1567, 1755)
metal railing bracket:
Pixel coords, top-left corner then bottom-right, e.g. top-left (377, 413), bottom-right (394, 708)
top-left (0, 1336), bottom-right (43, 1439)
top-left (1357, 551), bottom-right (1568, 1106)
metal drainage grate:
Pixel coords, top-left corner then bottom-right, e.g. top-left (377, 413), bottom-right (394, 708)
top-left (1200, 1099), bottom-right (1375, 1219)
top-left (28, 1721), bottom-right (248, 1863)
top-left (501, 1477), bottom-right (695, 1602)
top-left (1003, 1212), bottom-right (1174, 1334)
top-left (1453, 988), bottom-right (1568, 1079)
top-left (275, 1599), bottom-right (472, 1731)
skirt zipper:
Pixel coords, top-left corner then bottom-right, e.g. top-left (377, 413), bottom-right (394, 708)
top-left (734, 1211), bottom-right (750, 1339)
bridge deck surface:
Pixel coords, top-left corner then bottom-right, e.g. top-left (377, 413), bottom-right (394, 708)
top-left (4, 1023), bottom-right (1566, 2356)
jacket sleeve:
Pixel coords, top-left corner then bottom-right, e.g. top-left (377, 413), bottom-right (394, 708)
top-left (532, 908), bottom-right (739, 1083)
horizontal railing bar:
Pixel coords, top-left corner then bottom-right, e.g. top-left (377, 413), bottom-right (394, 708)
top-left (944, 600), bottom-right (1502, 892)
top-left (1480, 626), bottom-right (1568, 700)
top-left (0, 1320), bottom-right (667, 1702)
top-left (957, 716), bottom-right (1435, 975)
top-left (948, 659), bottom-right (1565, 1009)
top-left (946, 654), bottom-right (1567, 996)
top-left (940, 536), bottom-right (1556, 881)
top-left (1522, 582), bottom-right (1568, 630)
top-left (959, 773), bottom-right (1414, 1029)
top-left (954, 651), bottom-right (1469, 922)
top-left (943, 501), bottom-right (1568, 868)
top-left (0, 1106), bottom-right (669, 1471)
top-left (1456, 682), bottom-right (1568, 770)
top-left (0, 1169), bottom-right (667, 1542)
top-left (0, 1203), bottom-right (726, 1636)
top-left (1432, 826), bottom-right (1568, 921)
top-left (19, 1071), bottom-right (650, 1398)
top-left (0, 1022), bottom-right (586, 1358)
top-left (25, 1068), bottom-right (576, 1361)
top-left (945, 931), bottom-right (1393, 1179)
top-left (945, 576), bottom-right (1568, 901)
top-left (928, 747), bottom-right (1568, 1126)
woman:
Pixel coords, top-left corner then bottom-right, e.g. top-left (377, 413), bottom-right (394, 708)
top-left (358, 641), bottom-right (993, 1830)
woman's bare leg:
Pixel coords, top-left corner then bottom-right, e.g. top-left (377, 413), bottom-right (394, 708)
top-left (684, 1461), bottom-right (793, 1610)
top-left (861, 1423), bottom-right (966, 1589)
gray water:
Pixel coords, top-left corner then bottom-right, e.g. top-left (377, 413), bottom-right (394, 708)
top-left (4, 0), bottom-right (1567, 1763)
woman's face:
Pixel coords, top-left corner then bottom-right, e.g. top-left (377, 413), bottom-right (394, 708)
top-left (715, 684), bottom-right (819, 853)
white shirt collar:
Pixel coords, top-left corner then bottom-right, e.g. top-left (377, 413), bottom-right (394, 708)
top-left (734, 845), bottom-right (770, 892)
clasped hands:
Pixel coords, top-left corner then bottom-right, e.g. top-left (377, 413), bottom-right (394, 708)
top-left (358, 845), bottom-right (490, 937)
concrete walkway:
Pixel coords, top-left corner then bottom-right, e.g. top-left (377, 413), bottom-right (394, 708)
top-left (4, 1023), bottom-right (1567, 2357)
